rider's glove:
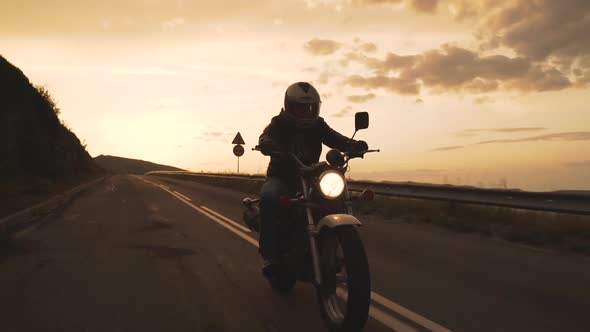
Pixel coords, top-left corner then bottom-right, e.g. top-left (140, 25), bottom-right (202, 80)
top-left (259, 140), bottom-right (278, 156)
top-left (351, 140), bottom-right (368, 152)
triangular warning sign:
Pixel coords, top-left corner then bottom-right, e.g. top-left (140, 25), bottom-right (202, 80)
top-left (232, 132), bottom-right (245, 145)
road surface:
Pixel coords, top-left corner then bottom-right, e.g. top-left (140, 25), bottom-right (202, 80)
top-left (1, 175), bottom-right (589, 332)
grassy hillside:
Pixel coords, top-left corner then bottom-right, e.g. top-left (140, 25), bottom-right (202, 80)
top-left (0, 55), bottom-right (102, 217)
top-left (94, 155), bottom-right (184, 174)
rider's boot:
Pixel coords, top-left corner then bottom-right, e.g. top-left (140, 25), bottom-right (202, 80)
top-left (261, 256), bottom-right (280, 278)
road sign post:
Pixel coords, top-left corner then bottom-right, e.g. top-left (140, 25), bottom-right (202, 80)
top-left (232, 132), bottom-right (245, 174)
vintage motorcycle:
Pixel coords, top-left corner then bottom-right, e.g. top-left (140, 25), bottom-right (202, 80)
top-left (242, 112), bottom-right (379, 332)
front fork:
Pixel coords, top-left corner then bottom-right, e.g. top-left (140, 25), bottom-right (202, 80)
top-left (301, 178), bottom-right (323, 286)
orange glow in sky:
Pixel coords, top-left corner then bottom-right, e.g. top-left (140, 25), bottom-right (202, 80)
top-left (2, 0), bottom-right (589, 190)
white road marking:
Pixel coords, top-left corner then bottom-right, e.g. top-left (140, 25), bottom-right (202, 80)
top-left (337, 288), bottom-right (419, 332)
top-left (200, 205), bottom-right (252, 233)
top-left (139, 176), bottom-right (453, 332)
top-left (173, 190), bottom-right (192, 201)
top-left (371, 291), bottom-right (453, 332)
top-left (148, 180), bottom-right (258, 247)
top-left (13, 222), bottom-right (43, 239)
top-left (154, 182), bottom-right (251, 234)
top-left (370, 305), bottom-right (420, 332)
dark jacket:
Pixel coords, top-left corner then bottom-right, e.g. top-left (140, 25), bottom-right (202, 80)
top-left (259, 110), bottom-right (354, 179)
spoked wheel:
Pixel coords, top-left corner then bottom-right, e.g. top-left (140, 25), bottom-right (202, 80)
top-left (317, 226), bottom-right (370, 332)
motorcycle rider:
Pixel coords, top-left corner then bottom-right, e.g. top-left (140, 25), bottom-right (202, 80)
top-left (258, 82), bottom-right (368, 273)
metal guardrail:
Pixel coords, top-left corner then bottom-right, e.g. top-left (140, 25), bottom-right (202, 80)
top-left (146, 171), bottom-right (590, 216)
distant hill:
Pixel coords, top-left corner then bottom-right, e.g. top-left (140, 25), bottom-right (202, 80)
top-left (94, 155), bottom-right (184, 174)
top-left (0, 55), bottom-right (102, 217)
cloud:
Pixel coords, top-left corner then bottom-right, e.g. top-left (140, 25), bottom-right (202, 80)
top-left (325, 2), bottom-right (589, 96)
top-left (476, 1), bottom-right (590, 61)
top-left (360, 42), bottom-right (378, 53)
top-left (364, 52), bottom-right (417, 72)
top-left (338, 52), bottom-right (369, 68)
top-left (317, 70), bottom-right (339, 84)
top-left (564, 160), bottom-right (590, 167)
top-left (345, 74), bottom-right (420, 95)
top-left (411, 0), bottom-right (438, 13)
top-left (161, 17), bottom-right (185, 30)
top-left (303, 38), bottom-right (342, 56)
top-left (342, 45), bottom-right (572, 94)
top-left (460, 127), bottom-right (547, 135)
top-left (476, 132), bottom-right (590, 145)
top-left (484, 127), bottom-right (547, 133)
top-left (331, 106), bottom-right (352, 118)
top-left (450, 1), bottom-right (590, 87)
top-left (454, 127), bottom-right (547, 138)
top-left (430, 145), bottom-right (464, 152)
top-left (204, 131), bottom-right (224, 137)
top-left (322, 91), bottom-right (334, 99)
top-left (349, 41), bottom-right (379, 54)
top-left (351, 0), bottom-right (439, 13)
top-left (195, 130), bottom-right (230, 142)
top-left (474, 96), bottom-right (494, 104)
top-left (346, 93), bottom-right (376, 103)
top-left (435, 130), bottom-right (587, 152)
top-left (351, 0), bottom-right (403, 5)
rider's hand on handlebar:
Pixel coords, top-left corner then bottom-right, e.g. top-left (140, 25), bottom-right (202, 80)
top-left (350, 140), bottom-right (368, 152)
top-left (259, 140), bottom-right (279, 156)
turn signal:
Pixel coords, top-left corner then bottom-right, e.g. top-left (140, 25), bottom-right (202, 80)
top-left (279, 195), bottom-right (292, 208)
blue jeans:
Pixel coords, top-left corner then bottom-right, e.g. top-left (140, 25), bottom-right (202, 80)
top-left (259, 177), bottom-right (295, 260)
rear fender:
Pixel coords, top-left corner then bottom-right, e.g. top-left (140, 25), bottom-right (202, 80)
top-left (317, 214), bottom-right (361, 234)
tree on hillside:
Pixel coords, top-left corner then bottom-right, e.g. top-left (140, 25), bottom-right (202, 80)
top-left (34, 85), bottom-right (60, 116)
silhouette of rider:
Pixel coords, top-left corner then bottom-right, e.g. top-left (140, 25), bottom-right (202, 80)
top-left (257, 82), bottom-right (367, 272)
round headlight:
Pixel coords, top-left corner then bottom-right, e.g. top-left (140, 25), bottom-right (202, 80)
top-left (319, 171), bottom-right (345, 199)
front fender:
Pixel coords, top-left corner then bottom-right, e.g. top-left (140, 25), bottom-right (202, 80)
top-left (317, 214), bottom-right (361, 233)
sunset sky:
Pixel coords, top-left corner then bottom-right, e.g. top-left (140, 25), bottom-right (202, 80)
top-left (2, 0), bottom-right (589, 190)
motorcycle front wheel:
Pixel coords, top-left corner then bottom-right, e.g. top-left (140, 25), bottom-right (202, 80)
top-left (317, 226), bottom-right (371, 332)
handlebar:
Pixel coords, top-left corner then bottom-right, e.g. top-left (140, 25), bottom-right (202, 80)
top-left (254, 145), bottom-right (379, 166)
top-left (253, 145), bottom-right (293, 160)
top-left (344, 149), bottom-right (380, 159)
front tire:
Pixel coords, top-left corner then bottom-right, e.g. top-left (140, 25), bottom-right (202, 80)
top-left (317, 226), bottom-right (370, 332)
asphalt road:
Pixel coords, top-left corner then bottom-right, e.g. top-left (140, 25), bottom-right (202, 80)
top-left (1, 175), bottom-right (589, 332)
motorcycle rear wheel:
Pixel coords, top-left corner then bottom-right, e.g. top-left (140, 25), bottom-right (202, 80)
top-left (317, 226), bottom-right (371, 332)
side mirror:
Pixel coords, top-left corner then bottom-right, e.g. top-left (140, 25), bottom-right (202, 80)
top-left (355, 112), bottom-right (369, 131)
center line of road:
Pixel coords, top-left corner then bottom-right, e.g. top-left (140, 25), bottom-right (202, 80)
top-left (139, 178), bottom-right (259, 247)
top-left (370, 292), bottom-right (452, 332)
top-left (200, 205), bottom-right (252, 233)
top-left (172, 190), bottom-right (192, 202)
top-left (138, 176), bottom-right (453, 332)
top-left (337, 288), bottom-right (419, 332)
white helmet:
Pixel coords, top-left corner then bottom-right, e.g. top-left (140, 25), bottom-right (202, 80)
top-left (284, 82), bottom-right (321, 128)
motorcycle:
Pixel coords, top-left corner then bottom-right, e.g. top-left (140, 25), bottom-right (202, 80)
top-left (242, 112), bottom-right (379, 332)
